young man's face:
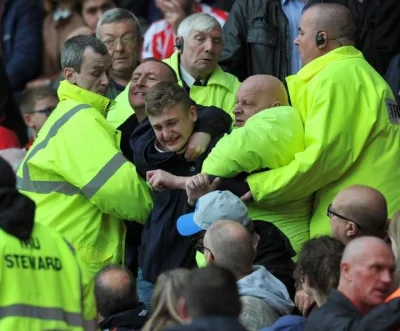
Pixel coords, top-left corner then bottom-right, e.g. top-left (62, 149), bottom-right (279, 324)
top-left (82, 0), bottom-right (116, 31)
top-left (24, 96), bottom-right (58, 135)
top-left (99, 19), bottom-right (141, 78)
top-left (68, 47), bottom-right (111, 96)
top-left (180, 27), bottom-right (223, 79)
top-left (148, 103), bottom-right (197, 153)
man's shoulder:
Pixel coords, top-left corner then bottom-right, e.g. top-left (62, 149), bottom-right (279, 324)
top-left (209, 66), bottom-right (241, 92)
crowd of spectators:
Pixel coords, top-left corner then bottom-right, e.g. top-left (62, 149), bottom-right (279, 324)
top-left (1, 0), bottom-right (400, 330)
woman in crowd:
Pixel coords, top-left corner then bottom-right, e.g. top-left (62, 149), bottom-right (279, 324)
top-left (142, 268), bottom-right (190, 331)
top-left (262, 236), bottom-right (345, 331)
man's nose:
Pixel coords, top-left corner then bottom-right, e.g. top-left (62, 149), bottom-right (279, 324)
top-left (100, 72), bottom-right (110, 86)
top-left (233, 105), bottom-right (242, 115)
top-left (381, 269), bottom-right (393, 284)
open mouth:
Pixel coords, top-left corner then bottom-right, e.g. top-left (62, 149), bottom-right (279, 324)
top-left (133, 92), bottom-right (147, 96)
top-left (164, 137), bottom-right (179, 145)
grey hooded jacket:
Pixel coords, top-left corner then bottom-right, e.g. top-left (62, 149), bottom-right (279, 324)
top-left (237, 265), bottom-right (294, 331)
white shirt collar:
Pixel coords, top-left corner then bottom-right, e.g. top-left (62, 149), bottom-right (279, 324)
top-left (179, 64), bottom-right (206, 87)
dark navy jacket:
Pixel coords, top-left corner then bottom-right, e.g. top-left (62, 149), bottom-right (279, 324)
top-left (1, 0), bottom-right (43, 91)
top-left (130, 105), bottom-right (232, 283)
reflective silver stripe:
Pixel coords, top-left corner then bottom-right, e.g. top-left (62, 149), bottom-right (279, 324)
top-left (81, 153), bottom-right (127, 199)
top-left (21, 104), bottom-right (91, 185)
top-left (17, 177), bottom-right (81, 196)
top-left (0, 304), bottom-right (84, 326)
top-left (18, 103), bottom-right (128, 198)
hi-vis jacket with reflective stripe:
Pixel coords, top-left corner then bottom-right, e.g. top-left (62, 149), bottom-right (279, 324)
top-left (0, 223), bottom-right (96, 330)
top-left (17, 81), bottom-right (153, 277)
top-left (246, 47), bottom-right (400, 238)
top-left (164, 51), bottom-right (240, 118)
top-left (202, 107), bottom-right (312, 252)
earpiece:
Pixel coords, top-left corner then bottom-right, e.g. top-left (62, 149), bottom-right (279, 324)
top-left (315, 31), bottom-right (325, 48)
top-left (175, 37), bottom-right (184, 53)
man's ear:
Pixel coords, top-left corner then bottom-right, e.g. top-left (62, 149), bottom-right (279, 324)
top-left (63, 67), bottom-right (76, 84)
top-left (177, 297), bottom-right (191, 322)
top-left (346, 222), bottom-right (358, 238)
top-left (23, 114), bottom-right (33, 128)
top-left (189, 105), bottom-right (197, 122)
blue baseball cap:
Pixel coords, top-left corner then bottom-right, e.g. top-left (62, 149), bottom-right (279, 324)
top-left (177, 190), bottom-right (249, 236)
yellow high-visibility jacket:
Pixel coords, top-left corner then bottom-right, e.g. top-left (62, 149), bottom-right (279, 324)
top-left (17, 81), bottom-right (153, 277)
top-left (202, 107), bottom-right (312, 252)
top-left (164, 51), bottom-right (240, 118)
top-left (106, 82), bottom-right (133, 128)
top-left (0, 223), bottom-right (96, 330)
top-left (246, 47), bottom-right (400, 237)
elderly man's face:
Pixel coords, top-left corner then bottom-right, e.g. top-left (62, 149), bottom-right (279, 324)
top-left (180, 27), bottom-right (222, 79)
top-left (129, 61), bottom-right (175, 109)
top-left (344, 244), bottom-right (394, 310)
top-left (100, 19), bottom-right (141, 77)
top-left (233, 85), bottom-right (269, 127)
top-left (70, 47), bottom-right (111, 96)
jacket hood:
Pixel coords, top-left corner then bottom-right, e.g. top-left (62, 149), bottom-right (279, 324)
top-left (0, 157), bottom-right (35, 240)
top-left (237, 265), bottom-right (294, 316)
top-left (98, 303), bottom-right (148, 330)
top-left (57, 80), bottom-right (112, 115)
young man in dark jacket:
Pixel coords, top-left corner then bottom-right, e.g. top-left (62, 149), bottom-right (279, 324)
top-left (130, 81), bottom-right (232, 311)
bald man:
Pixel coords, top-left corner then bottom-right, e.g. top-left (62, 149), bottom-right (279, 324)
top-left (306, 237), bottom-right (400, 330)
top-left (94, 265), bottom-right (148, 330)
top-left (202, 74), bottom-right (312, 255)
top-left (204, 220), bottom-right (294, 330)
top-left (328, 185), bottom-right (388, 245)
top-left (233, 75), bottom-right (288, 127)
top-left (243, 3), bottom-right (400, 241)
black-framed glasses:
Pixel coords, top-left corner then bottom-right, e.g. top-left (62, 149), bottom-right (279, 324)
top-left (189, 231), bottom-right (205, 252)
top-left (326, 203), bottom-right (363, 230)
top-left (29, 107), bottom-right (54, 117)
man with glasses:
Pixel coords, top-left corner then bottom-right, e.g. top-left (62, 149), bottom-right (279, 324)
top-left (96, 8), bottom-right (143, 99)
top-left (19, 86), bottom-right (58, 149)
top-left (177, 188), bottom-right (296, 298)
top-left (327, 185), bottom-right (389, 245)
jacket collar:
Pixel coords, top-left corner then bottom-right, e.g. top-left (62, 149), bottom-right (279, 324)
top-left (328, 289), bottom-right (363, 314)
top-left (98, 304), bottom-right (148, 329)
top-left (57, 80), bottom-right (112, 115)
top-left (294, 46), bottom-right (363, 83)
top-left (169, 51), bottom-right (237, 93)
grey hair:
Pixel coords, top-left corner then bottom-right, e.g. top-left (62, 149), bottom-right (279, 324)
top-left (96, 8), bottom-right (142, 39)
top-left (61, 35), bottom-right (108, 72)
top-left (177, 13), bottom-right (221, 39)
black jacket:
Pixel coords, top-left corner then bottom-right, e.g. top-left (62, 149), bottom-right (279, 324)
top-left (385, 53), bottom-right (400, 105)
top-left (98, 304), bottom-right (148, 331)
top-left (164, 316), bottom-right (247, 331)
top-left (130, 105), bottom-right (232, 283)
top-left (306, 290), bottom-right (400, 331)
top-left (0, 56), bottom-right (27, 146)
top-left (220, 0), bottom-right (290, 82)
